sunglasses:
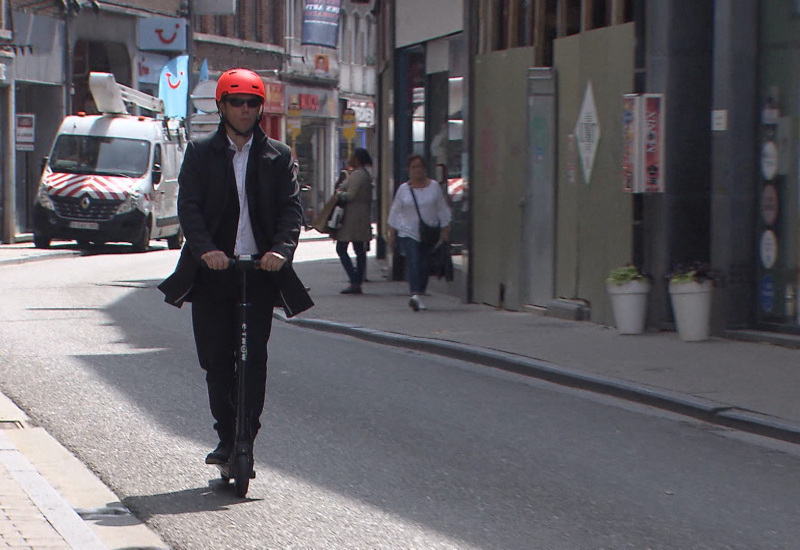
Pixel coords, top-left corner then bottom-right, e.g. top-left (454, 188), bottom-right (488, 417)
top-left (225, 97), bottom-right (263, 108)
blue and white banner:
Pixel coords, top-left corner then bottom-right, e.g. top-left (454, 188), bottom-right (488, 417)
top-left (158, 55), bottom-right (189, 118)
top-left (301, 0), bottom-right (342, 48)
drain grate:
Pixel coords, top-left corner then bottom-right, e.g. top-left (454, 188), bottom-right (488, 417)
top-left (0, 420), bottom-right (24, 430)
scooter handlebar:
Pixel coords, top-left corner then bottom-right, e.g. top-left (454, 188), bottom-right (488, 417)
top-left (227, 256), bottom-right (263, 271)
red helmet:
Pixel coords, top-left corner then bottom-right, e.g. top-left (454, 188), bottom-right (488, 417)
top-left (215, 68), bottom-right (265, 101)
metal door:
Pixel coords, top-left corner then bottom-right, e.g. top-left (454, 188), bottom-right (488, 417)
top-left (521, 68), bottom-right (557, 307)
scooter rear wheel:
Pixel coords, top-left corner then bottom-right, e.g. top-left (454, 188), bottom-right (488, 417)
top-left (233, 454), bottom-right (251, 497)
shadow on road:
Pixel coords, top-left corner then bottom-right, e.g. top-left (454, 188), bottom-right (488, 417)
top-left (123, 485), bottom-right (261, 520)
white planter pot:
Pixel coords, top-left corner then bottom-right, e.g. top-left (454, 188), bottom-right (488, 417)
top-left (606, 280), bottom-right (651, 335)
top-left (669, 280), bottom-right (713, 342)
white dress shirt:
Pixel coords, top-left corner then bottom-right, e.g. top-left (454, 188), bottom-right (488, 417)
top-left (228, 135), bottom-right (259, 256)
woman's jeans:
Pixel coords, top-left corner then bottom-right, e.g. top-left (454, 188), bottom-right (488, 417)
top-left (336, 240), bottom-right (366, 285)
top-left (397, 236), bottom-right (432, 295)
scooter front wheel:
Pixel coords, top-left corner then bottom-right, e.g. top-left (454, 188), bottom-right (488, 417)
top-left (233, 454), bottom-right (252, 497)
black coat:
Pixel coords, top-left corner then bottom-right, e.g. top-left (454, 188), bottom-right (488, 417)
top-left (157, 122), bottom-right (313, 317)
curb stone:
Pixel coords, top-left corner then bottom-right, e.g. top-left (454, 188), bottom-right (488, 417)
top-left (282, 316), bottom-right (800, 445)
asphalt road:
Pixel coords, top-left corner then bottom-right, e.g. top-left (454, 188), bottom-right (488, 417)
top-left (0, 247), bottom-right (799, 549)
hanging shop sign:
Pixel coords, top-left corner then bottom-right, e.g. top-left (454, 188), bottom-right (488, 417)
top-left (301, 0), bottom-right (342, 49)
top-left (138, 17), bottom-right (187, 52)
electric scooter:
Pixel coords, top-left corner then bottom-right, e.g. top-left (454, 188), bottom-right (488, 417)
top-left (215, 255), bottom-right (260, 498)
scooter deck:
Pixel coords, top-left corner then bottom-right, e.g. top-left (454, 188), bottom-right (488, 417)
top-left (216, 463), bottom-right (231, 481)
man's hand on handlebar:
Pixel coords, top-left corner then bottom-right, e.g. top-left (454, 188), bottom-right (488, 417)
top-left (260, 251), bottom-right (286, 272)
top-left (201, 250), bottom-right (230, 270)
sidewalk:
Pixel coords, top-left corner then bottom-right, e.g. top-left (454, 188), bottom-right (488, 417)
top-left (1, 236), bottom-right (799, 548)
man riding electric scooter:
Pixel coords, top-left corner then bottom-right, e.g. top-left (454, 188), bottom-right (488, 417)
top-left (158, 68), bottom-right (313, 495)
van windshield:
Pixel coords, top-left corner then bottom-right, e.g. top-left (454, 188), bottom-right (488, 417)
top-left (49, 135), bottom-right (151, 177)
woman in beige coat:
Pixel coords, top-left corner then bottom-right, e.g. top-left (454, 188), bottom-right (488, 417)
top-left (335, 148), bottom-right (373, 294)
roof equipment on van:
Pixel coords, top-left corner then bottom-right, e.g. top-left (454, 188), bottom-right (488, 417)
top-left (88, 72), bottom-right (166, 116)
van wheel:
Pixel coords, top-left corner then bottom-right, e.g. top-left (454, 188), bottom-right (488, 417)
top-left (33, 233), bottom-right (51, 249)
top-left (166, 228), bottom-right (184, 250)
top-left (131, 223), bottom-right (151, 253)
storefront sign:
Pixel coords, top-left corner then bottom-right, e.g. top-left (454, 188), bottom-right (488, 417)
top-left (347, 100), bottom-right (375, 128)
top-left (286, 85), bottom-right (337, 118)
top-left (301, 0), bottom-right (342, 49)
top-left (138, 17), bottom-right (187, 52)
top-left (15, 114), bottom-right (34, 151)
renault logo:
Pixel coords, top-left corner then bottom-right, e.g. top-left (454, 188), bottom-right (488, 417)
top-left (80, 195), bottom-right (91, 210)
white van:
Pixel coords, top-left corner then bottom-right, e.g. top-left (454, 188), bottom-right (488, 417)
top-left (33, 72), bottom-right (186, 252)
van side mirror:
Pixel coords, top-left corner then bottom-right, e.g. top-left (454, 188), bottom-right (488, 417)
top-left (152, 163), bottom-right (162, 183)
top-left (40, 156), bottom-right (48, 173)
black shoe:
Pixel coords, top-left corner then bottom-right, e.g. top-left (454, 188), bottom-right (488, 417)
top-left (340, 284), bottom-right (362, 294)
top-left (205, 441), bottom-right (233, 465)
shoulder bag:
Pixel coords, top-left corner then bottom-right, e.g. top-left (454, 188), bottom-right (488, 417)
top-left (410, 187), bottom-right (440, 246)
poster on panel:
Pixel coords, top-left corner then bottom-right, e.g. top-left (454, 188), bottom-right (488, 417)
top-left (643, 94), bottom-right (665, 193)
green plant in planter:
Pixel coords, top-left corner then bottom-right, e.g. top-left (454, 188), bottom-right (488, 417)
top-left (606, 265), bottom-right (649, 285)
top-left (667, 261), bottom-right (722, 285)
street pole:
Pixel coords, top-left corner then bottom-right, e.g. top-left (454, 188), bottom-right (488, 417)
top-left (185, 0), bottom-right (196, 136)
top-left (64, 3), bottom-right (73, 115)
top-left (465, 0), bottom-right (477, 303)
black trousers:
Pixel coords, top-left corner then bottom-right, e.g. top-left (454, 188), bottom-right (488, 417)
top-left (191, 268), bottom-right (278, 445)
top-left (336, 240), bottom-right (367, 285)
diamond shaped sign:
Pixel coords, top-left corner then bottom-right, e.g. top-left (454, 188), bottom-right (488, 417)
top-left (574, 81), bottom-right (600, 184)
